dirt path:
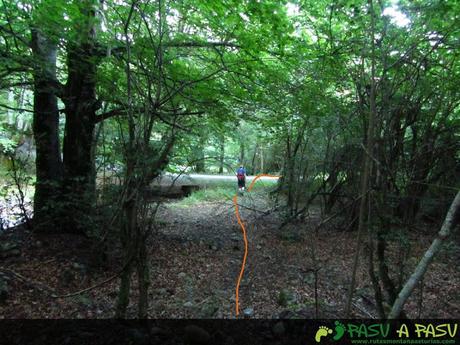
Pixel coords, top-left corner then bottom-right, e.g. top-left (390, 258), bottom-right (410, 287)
top-left (150, 200), bottom-right (309, 318)
top-left (147, 197), bottom-right (459, 318)
top-left (1, 196), bottom-right (459, 318)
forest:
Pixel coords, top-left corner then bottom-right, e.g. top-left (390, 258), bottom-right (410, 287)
top-left (0, 0), bottom-right (459, 322)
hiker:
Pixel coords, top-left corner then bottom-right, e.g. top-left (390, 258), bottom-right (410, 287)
top-left (236, 165), bottom-right (246, 191)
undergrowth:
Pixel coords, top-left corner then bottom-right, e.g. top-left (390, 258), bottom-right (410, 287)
top-left (176, 186), bottom-right (236, 206)
top-left (175, 180), bottom-right (278, 207)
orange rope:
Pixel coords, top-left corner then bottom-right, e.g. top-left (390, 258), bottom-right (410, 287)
top-left (233, 174), bottom-right (280, 316)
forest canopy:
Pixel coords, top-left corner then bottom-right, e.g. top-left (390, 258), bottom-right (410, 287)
top-left (0, 0), bottom-right (459, 320)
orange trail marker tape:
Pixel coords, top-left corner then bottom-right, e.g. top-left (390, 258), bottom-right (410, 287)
top-left (233, 173), bottom-right (280, 317)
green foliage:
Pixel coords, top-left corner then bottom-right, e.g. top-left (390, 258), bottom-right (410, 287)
top-left (175, 185), bottom-right (236, 206)
top-left (0, 0), bottom-right (458, 232)
top-left (0, 136), bottom-right (15, 155)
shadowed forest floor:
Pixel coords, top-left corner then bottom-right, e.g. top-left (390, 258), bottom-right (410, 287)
top-left (0, 195), bottom-right (459, 318)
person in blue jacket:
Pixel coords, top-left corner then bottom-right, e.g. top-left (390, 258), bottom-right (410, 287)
top-left (236, 165), bottom-right (247, 191)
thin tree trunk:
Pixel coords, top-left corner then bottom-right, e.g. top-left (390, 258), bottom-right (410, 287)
top-left (137, 237), bottom-right (149, 318)
top-left (194, 142), bottom-right (205, 172)
top-left (260, 148), bottom-right (264, 173)
top-left (116, 0), bottom-right (136, 317)
top-left (377, 230), bottom-right (397, 303)
top-left (284, 134), bottom-right (294, 213)
top-left (345, 0), bottom-right (377, 317)
top-left (388, 191), bottom-right (460, 319)
top-left (367, 193), bottom-right (386, 318)
top-left (116, 260), bottom-right (133, 318)
top-left (218, 136), bottom-right (225, 174)
top-left (251, 143), bottom-right (258, 174)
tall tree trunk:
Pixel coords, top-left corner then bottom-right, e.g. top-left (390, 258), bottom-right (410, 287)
top-left (260, 148), bottom-right (264, 173)
top-left (31, 28), bottom-right (63, 231)
top-left (285, 136), bottom-right (295, 214)
top-left (61, 1), bottom-right (100, 233)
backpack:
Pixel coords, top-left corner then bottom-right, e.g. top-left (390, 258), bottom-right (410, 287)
top-left (237, 168), bottom-right (245, 180)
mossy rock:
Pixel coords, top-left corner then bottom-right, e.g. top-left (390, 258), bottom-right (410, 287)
top-left (278, 288), bottom-right (297, 307)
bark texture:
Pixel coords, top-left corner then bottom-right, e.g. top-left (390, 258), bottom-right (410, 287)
top-left (31, 28), bottom-right (63, 231)
top-left (61, 1), bottom-right (100, 233)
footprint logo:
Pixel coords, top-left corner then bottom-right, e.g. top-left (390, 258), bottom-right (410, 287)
top-left (315, 326), bottom-right (333, 343)
top-left (333, 321), bottom-right (346, 341)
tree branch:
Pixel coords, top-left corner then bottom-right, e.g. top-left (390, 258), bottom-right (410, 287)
top-left (0, 103), bottom-right (33, 113)
top-left (388, 190), bottom-right (460, 318)
top-left (165, 41), bottom-right (240, 49)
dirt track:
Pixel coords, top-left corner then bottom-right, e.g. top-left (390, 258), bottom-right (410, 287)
top-left (1, 196), bottom-right (459, 318)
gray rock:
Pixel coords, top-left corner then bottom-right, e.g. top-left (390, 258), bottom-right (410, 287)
top-left (243, 307), bottom-right (254, 318)
top-left (184, 325), bottom-right (210, 344)
top-left (183, 301), bottom-right (194, 308)
top-left (256, 244), bottom-right (262, 250)
top-left (156, 288), bottom-right (168, 296)
top-left (178, 272), bottom-right (187, 279)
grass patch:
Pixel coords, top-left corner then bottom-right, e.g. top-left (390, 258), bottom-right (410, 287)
top-left (174, 179), bottom-right (278, 207)
top-left (176, 186), bottom-right (236, 206)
